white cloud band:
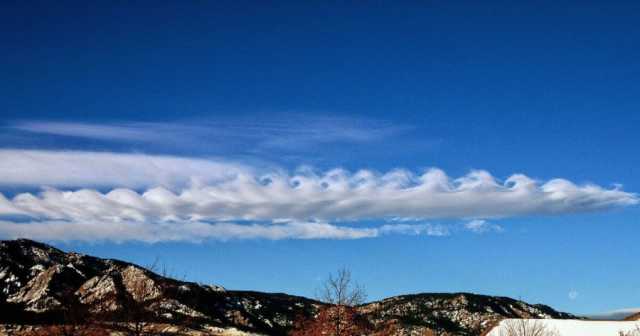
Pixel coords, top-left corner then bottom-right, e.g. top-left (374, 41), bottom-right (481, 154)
top-left (0, 149), bottom-right (247, 189)
top-left (0, 150), bottom-right (636, 242)
top-left (0, 219), bottom-right (450, 242)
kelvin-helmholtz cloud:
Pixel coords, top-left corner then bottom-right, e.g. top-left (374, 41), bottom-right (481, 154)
top-left (0, 150), bottom-right (636, 242)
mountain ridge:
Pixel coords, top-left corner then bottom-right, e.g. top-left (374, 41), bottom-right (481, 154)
top-left (0, 239), bottom-right (577, 335)
top-left (625, 312), bottom-right (640, 321)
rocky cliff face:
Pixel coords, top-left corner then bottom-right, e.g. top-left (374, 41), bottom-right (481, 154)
top-left (360, 293), bottom-right (576, 335)
top-left (625, 312), bottom-right (640, 321)
top-left (0, 239), bottom-right (576, 335)
top-left (0, 239), bottom-right (317, 335)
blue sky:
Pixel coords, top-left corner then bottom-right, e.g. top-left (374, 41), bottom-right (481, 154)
top-left (1, 1), bottom-right (640, 315)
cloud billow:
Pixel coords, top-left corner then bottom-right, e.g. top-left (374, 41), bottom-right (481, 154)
top-left (0, 150), bottom-right (636, 242)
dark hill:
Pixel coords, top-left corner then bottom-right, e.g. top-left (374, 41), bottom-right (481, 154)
top-left (0, 239), bottom-right (576, 335)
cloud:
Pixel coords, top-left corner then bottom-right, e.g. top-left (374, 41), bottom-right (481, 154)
top-left (0, 220), bottom-right (447, 242)
top-left (464, 219), bottom-right (504, 234)
top-left (0, 150), bottom-right (635, 220)
top-left (8, 118), bottom-right (406, 151)
top-left (10, 122), bottom-right (155, 142)
top-left (379, 223), bottom-right (450, 237)
top-left (0, 149), bottom-right (636, 242)
top-left (0, 149), bottom-right (247, 189)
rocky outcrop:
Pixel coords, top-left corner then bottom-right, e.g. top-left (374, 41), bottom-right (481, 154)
top-left (625, 312), bottom-right (640, 321)
top-left (0, 239), bottom-right (317, 335)
top-left (360, 293), bottom-right (577, 335)
top-left (7, 264), bottom-right (86, 312)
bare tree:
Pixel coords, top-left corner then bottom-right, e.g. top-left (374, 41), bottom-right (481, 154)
top-left (18, 303), bottom-right (110, 336)
top-left (291, 268), bottom-right (370, 336)
top-left (497, 319), bottom-right (559, 336)
top-left (27, 324), bottom-right (109, 336)
top-left (619, 324), bottom-right (640, 336)
top-left (320, 267), bottom-right (367, 336)
top-left (290, 305), bottom-right (371, 336)
top-left (19, 293), bottom-right (111, 336)
top-left (319, 267), bottom-right (367, 307)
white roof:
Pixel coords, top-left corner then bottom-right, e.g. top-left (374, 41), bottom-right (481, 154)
top-left (486, 319), bottom-right (640, 336)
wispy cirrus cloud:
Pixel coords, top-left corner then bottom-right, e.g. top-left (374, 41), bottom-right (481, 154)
top-left (464, 219), bottom-right (504, 234)
top-left (7, 117), bottom-right (408, 152)
top-left (0, 149), bottom-right (636, 242)
top-left (10, 121), bottom-right (155, 142)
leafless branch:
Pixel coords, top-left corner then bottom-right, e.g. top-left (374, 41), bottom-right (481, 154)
top-left (498, 319), bottom-right (559, 336)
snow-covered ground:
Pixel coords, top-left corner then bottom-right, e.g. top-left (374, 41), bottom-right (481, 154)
top-left (486, 319), bottom-right (640, 336)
